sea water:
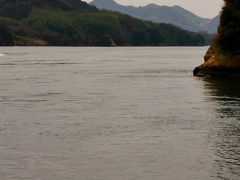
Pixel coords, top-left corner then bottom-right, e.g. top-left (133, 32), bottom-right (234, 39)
top-left (0, 47), bottom-right (239, 180)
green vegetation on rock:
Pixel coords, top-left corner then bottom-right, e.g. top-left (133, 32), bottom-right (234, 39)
top-left (218, 0), bottom-right (240, 54)
top-left (0, 0), bottom-right (206, 46)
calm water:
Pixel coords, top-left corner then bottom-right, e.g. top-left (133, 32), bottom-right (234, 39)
top-left (0, 47), bottom-right (239, 180)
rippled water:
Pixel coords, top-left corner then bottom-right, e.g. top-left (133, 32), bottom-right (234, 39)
top-left (0, 47), bottom-right (239, 180)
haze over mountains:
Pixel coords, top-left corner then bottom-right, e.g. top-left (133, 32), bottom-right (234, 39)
top-left (90, 0), bottom-right (220, 33)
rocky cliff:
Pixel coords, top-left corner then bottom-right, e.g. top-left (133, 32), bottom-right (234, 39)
top-left (193, 0), bottom-right (240, 76)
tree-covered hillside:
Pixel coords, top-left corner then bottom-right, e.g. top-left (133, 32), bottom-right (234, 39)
top-left (0, 0), bottom-right (206, 46)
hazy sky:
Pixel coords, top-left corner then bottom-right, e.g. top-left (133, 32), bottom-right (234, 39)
top-left (84, 0), bottom-right (224, 18)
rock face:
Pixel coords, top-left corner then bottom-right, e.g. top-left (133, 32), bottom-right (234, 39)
top-left (193, 0), bottom-right (240, 77)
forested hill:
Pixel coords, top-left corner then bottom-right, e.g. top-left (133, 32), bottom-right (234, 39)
top-left (0, 0), bottom-right (206, 46)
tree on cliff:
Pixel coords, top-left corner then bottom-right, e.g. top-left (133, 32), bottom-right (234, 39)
top-left (218, 0), bottom-right (240, 54)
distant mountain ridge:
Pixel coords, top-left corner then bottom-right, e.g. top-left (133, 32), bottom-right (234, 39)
top-left (90, 0), bottom-right (220, 33)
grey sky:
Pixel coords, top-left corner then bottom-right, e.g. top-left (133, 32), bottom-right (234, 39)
top-left (84, 0), bottom-right (224, 18)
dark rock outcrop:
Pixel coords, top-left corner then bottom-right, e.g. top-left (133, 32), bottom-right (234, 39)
top-left (194, 0), bottom-right (240, 77)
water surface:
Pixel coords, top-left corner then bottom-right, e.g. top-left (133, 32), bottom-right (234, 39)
top-left (0, 47), bottom-right (239, 180)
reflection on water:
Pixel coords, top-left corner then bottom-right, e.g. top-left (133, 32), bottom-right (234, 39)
top-left (203, 78), bottom-right (240, 180)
